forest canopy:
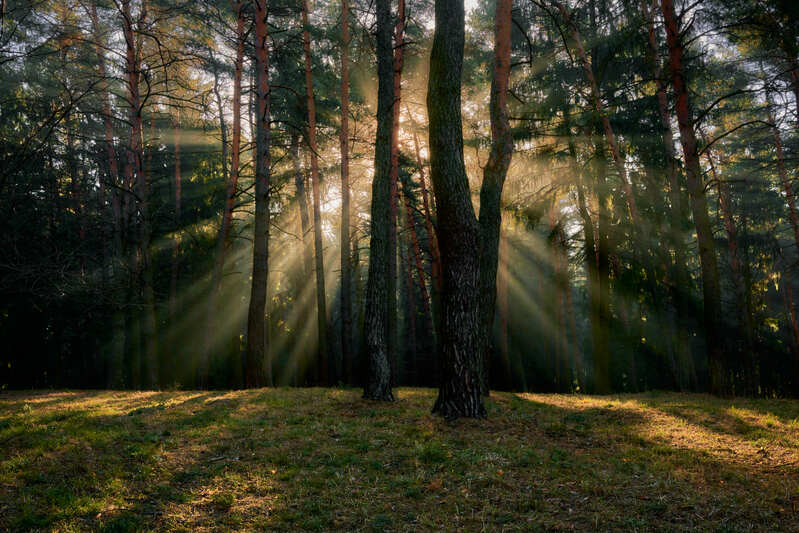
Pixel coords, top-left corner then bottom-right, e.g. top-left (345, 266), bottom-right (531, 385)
top-left (1, 0), bottom-right (799, 415)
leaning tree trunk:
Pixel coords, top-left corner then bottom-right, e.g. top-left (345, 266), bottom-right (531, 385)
top-left (428, 0), bottom-right (485, 419)
top-left (302, 0), bottom-right (329, 385)
top-left (362, 0), bottom-right (395, 401)
top-left (245, 0), bottom-right (272, 388)
top-left (477, 0), bottom-right (513, 396)
top-left (661, 0), bottom-right (724, 395)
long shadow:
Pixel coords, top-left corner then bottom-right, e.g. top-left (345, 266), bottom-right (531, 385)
top-left (1, 389), bottom-right (797, 531)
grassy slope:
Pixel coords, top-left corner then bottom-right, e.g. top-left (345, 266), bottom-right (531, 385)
top-left (0, 388), bottom-right (797, 532)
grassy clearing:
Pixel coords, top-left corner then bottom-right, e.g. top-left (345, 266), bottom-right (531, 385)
top-left (0, 388), bottom-right (797, 531)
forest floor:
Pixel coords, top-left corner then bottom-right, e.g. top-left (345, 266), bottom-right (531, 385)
top-left (0, 389), bottom-right (798, 532)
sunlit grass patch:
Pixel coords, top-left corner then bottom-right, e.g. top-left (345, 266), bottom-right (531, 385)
top-left (0, 388), bottom-right (797, 531)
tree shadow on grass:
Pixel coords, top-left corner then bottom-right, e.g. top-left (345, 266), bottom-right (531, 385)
top-left (1, 389), bottom-right (797, 532)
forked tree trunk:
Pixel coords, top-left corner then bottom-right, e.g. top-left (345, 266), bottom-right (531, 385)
top-left (362, 0), bottom-right (394, 401)
top-left (302, 0), bottom-right (329, 384)
top-left (661, 0), bottom-right (724, 394)
top-left (477, 0), bottom-right (513, 396)
top-left (339, 0), bottom-right (353, 383)
top-left (428, 0), bottom-right (485, 419)
top-left (245, 0), bottom-right (272, 388)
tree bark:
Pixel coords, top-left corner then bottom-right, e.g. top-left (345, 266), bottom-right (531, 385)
top-left (661, 0), bottom-right (724, 394)
top-left (428, 0), bottom-right (485, 419)
top-left (339, 0), bottom-right (353, 384)
top-left (362, 0), bottom-right (394, 401)
top-left (386, 0), bottom-right (406, 382)
top-left (478, 0), bottom-right (513, 396)
top-left (643, 0), bottom-right (693, 390)
top-left (202, 0), bottom-right (245, 382)
top-left (245, 0), bottom-right (272, 388)
top-left (89, 0), bottom-right (125, 388)
top-left (302, 0), bottom-right (329, 384)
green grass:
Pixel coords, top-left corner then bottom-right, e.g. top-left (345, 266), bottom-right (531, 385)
top-left (0, 388), bottom-right (797, 531)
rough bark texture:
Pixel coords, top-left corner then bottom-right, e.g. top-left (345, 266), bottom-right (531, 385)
top-left (428, 0), bottom-right (485, 419)
top-left (477, 0), bottom-right (513, 396)
top-left (245, 0), bottom-right (271, 388)
top-left (362, 0), bottom-right (394, 402)
top-left (302, 0), bottom-right (329, 384)
top-left (661, 0), bottom-right (724, 394)
top-left (339, 0), bottom-right (353, 384)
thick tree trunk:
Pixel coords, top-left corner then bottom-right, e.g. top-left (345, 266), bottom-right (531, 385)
top-left (302, 0), bottom-right (329, 384)
top-left (661, 0), bottom-right (724, 394)
top-left (245, 0), bottom-right (272, 388)
top-left (362, 0), bottom-right (394, 401)
top-left (339, 0), bottom-right (353, 384)
top-left (428, 0), bottom-right (485, 419)
top-left (477, 0), bottom-right (513, 396)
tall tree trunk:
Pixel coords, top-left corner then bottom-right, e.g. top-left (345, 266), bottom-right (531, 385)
top-left (643, 0), bottom-right (693, 390)
top-left (400, 174), bottom-right (433, 324)
top-left (428, 0), bottom-right (485, 419)
top-left (202, 0), bottom-right (245, 382)
top-left (170, 111), bottom-right (181, 319)
top-left (302, 0), bottom-right (329, 384)
top-left (477, 0), bottom-right (513, 396)
top-left (90, 0), bottom-right (125, 388)
top-left (121, 0), bottom-right (155, 389)
top-left (362, 0), bottom-right (394, 401)
top-left (661, 0), bottom-right (724, 394)
top-left (339, 0), bottom-right (353, 384)
top-left (410, 122), bottom-right (443, 343)
top-left (245, 0), bottom-right (272, 388)
top-left (386, 0), bottom-right (406, 382)
top-left (292, 133), bottom-right (313, 276)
